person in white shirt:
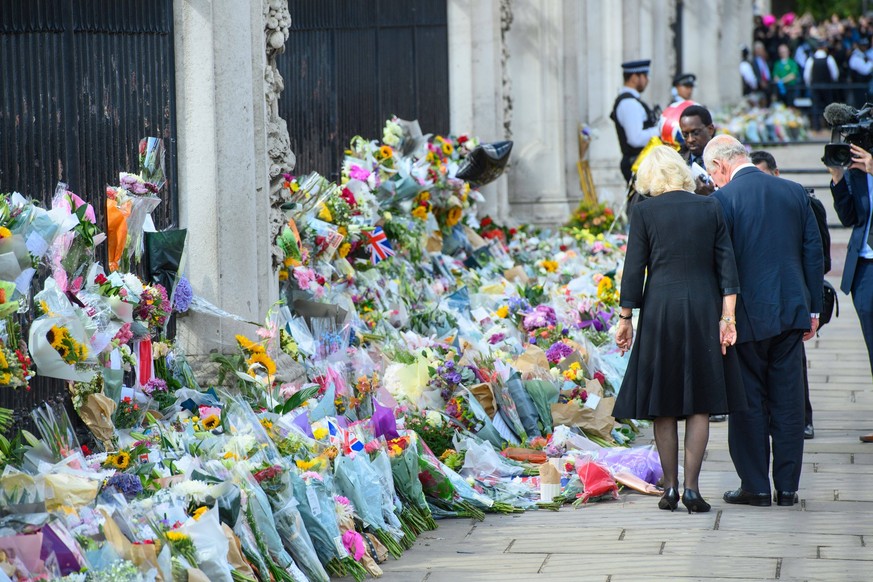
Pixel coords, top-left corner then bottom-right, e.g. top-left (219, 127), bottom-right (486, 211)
top-left (848, 39), bottom-right (873, 107)
top-left (610, 59), bottom-right (660, 184)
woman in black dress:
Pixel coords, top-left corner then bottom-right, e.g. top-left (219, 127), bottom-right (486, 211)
top-left (613, 145), bottom-right (746, 513)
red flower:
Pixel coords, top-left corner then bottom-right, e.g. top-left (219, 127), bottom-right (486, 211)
top-left (340, 187), bottom-right (357, 207)
top-left (480, 216), bottom-right (493, 227)
top-left (458, 135), bottom-right (469, 144)
top-left (95, 274), bottom-right (108, 285)
top-left (81, 444), bottom-right (91, 456)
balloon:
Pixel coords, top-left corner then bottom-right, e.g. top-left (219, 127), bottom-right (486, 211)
top-left (659, 100), bottom-right (698, 146)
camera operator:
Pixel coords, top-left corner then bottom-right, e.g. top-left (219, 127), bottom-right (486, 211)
top-left (827, 141), bottom-right (873, 443)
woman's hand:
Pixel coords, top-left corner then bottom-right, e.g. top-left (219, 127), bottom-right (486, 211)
top-left (719, 320), bottom-right (737, 355)
top-left (616, 319), bottom-right (634, 355)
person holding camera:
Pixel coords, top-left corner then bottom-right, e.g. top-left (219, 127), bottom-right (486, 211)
top-left (705, 135), bottom-right (823, 507)
top-left (827, 142), bottom-right (873, 443)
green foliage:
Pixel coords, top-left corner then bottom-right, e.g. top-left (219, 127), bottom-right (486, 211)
top-left (793, 0), bottom-right (862, 21)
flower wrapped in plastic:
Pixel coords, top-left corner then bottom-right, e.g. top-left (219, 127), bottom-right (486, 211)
top-left (388, 432), bottom-right (437, 533)
top-left (271, 492), bottom-right (330, 582)
top-left (49, 183), bottom-right (106, 292)
top-left (416, 444), bottom-right (485, 520)
top-left (444, 389), bottom-right (504, 450)
top-left (106, 171), bottom-right (162, 273)
top-left (333, 452), bottom-right (403, 558)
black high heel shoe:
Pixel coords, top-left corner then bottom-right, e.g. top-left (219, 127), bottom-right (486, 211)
top-left (682, 489), bottom-right (711, 514)
top-left (658, 487), bottom-right (680, 511)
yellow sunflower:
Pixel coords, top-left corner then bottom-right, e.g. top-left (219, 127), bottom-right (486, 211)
top-left (113, 451), bottom-right (131, 470)
top-left (247, 352), bottom-right (276, 376)
top-left (47, 325), bottom-right (65, 349)
top-left (202, 414), bottom-right (221, 431)
top-left (441, 142), bottom-right (454, 156)
top-left (445, 206), bottom-right (463, 227)
top-left (379, 145), bottom-right (394, 159)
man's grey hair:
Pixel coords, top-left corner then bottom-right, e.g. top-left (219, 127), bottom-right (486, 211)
top-left (703, 135), bottom-right (750, 170)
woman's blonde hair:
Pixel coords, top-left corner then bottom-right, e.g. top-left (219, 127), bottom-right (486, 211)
top-left (634, 145), bottom-right (695, 196)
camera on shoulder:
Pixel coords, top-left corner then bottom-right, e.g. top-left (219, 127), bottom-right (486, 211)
top-left (822, 102), bottom-right (873, 167)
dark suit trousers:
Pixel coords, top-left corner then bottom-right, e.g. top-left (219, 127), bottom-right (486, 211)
top-left (851, 260), bottom-right (873, 374)
top-left (730, 330), bottom-right (805, 493)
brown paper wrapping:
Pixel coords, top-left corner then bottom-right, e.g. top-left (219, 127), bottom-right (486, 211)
top-left (100, 509), bottom-right (165, 579)
top-left (468, 382), bottom-right (496, 417)
top-left (556, 351), bottom-right (585, 373)
top-left (464, 226), bottom-right (488, 250)
top-left (550, 379), bottom-right (616, 442)
top-left (514, 345), bottom-right (549, 375)
top-left (337, 514), bottom-right (382, 577)
top-left (538, 461), bottom-right (561, 485)
top-left (613, 470), bottom-right (662, 495)
top-left (503, 265), bottom-right (529, 284)
top-left (426, 232), bottom-right (443, 253)
top-left (186, 569), bottom-right (211, 582)
top-left (222, 524), bottom-right (256, 578)
top-left (77, 393), bottom-right (117, 449)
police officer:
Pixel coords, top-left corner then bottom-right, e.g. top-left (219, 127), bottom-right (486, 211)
top-left (671, 72), bottom-right (696, 103)
top-left (611, 59), bottom-right (660, 184)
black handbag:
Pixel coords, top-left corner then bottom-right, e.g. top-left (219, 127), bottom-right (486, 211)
top-left (819, 280), bottom-right (839, 327)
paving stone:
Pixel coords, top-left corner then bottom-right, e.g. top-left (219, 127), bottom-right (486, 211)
top-left (778, 557), bottom-right (873, 581)
top-left (541, 554), bottom-right (777, 579)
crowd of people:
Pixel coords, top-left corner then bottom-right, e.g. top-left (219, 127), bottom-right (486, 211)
top-left (742, 12), bottom-right (873, 129)
top-left (609, 52), bottom-right (873, 514)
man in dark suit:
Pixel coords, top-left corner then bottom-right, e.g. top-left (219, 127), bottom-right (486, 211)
top-left (704, 135), bottom-right (823, 507)
top-left (827, 143), bottom-right (873, 443)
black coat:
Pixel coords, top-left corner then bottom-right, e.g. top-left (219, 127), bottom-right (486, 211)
top-left (613, 191), bottom-right (746, 420)
top-left (713, 167), bottom-right (823, 342)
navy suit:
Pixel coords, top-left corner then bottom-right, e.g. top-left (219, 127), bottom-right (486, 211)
top-left (831, 169), bottom-right (873, 372)
top-left (714, 166), bottom-right (823, 495)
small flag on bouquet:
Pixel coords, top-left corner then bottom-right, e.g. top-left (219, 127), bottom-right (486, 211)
top-left (364, 226), bottom-right (394, 264)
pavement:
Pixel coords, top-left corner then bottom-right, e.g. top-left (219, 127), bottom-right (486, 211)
top-left (366, 142), bottom-right (873, 582)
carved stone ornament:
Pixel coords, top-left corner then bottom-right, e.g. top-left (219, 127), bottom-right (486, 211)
top-left (263, 0), bottom-right (296, 268)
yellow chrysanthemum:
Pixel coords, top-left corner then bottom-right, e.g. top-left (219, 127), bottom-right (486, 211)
top-left (313, 427), bottom-right (328, 440)
top-left (202, 415), bottom-right (221, 431)
top-left (166, 531), bottom-right (189, 543)
top-left (337, 226), bottom-right (348, 238)
top-left (419, 191), bottom-right (431, 202)
top-left (0, 227), bottom-right (11, 239)
top-left (411, 206), bottom-right (428, 221)
top-left (337, 242), bottom-right (351, 258)
top-left (495, 305), bottom-right (509, 318)
top-left (296, 459), bottom-right (315, 471)
top-left (192, 506), bottom-right (208, 521)
top-left (0, 371), bottom-right (11, 385)
top-left (247, 352), bottom-right (276, 377)
top-left (541, 260), bottom-right (559, 273)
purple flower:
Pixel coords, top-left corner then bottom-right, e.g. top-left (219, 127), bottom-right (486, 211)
top-left (449, 372), bottom-right (462, 384)
top-left (143, 377), bottom-right (168, 397)
top-left (523, 305), bottom-right (557, 331)
top-left (488, 333), bottom-right (506, 344)
top-left (106, 473), bottom-right (143, 499)
top-left (444, 361), bottom-right (455, 370)
top-left (173, 276), bottom-right (193, 313)
top-left (545, 341), bottom-right (574, 364)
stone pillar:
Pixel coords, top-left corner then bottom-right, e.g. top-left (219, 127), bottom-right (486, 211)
top-left (503, 0), bottom-right (571, 224)
top-left (447, 0), bottom-right (511, 222)
top-left (173, 0), bottom-right (292, 359)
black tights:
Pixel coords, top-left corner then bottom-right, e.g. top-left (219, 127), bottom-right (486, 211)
top-left (654, 413), bottom-right (710, 491)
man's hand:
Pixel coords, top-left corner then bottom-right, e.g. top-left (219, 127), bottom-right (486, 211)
top-left (827, 164), bottom-right (845, 185)
top-left (803, 316), bottom-right (819, 341)
top-left (694, 176), bottom-right (716, 196)
top-left (849, 144), bottom-right (873, 175)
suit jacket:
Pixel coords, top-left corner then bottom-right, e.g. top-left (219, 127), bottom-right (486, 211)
top-left (713, 167), bottom-right (824, 343)
top-left (831, 168), bottom-right (870, 294)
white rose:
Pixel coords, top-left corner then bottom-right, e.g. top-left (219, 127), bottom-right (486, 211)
top-left (426, 410), bottom-right (443, 427)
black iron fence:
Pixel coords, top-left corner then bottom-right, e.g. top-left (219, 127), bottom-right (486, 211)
top-left (0, 0), bottom-right (177, 429)
top-left (280, 0), bottom-right (450, 180)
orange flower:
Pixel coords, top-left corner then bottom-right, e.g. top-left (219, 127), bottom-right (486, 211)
top-left (379, 145), bottom-right (393, 159)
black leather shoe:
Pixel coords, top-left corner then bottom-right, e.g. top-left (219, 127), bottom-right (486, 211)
top-left (682, 489), bottom-right (711, 514)
top-left (658, 487), bottom-right (680, 511)
top-left (723, 488), bottom-right (771, 506)
top-left (804, 424), bottom-right (814, 439)
top-left (775, 491), bottom-right (799, 506)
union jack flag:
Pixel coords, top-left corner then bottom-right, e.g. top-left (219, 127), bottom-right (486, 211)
top-left (365, 226), bottom-right (395, 264)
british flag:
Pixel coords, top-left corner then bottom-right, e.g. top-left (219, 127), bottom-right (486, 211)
top-left (365, 226), bottom-right (395, 264)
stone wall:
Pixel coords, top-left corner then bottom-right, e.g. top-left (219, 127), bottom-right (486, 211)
top-left (449, 0), bottom-right (754, 221)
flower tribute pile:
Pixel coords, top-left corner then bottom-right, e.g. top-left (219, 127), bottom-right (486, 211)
top-left (0, 121), bottom-right (665, 581)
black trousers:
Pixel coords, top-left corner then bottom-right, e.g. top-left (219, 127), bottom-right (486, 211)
top-left (729, 330), bottom-right (805, 493)
top-left (851, 259), bottom-right (873, 375)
